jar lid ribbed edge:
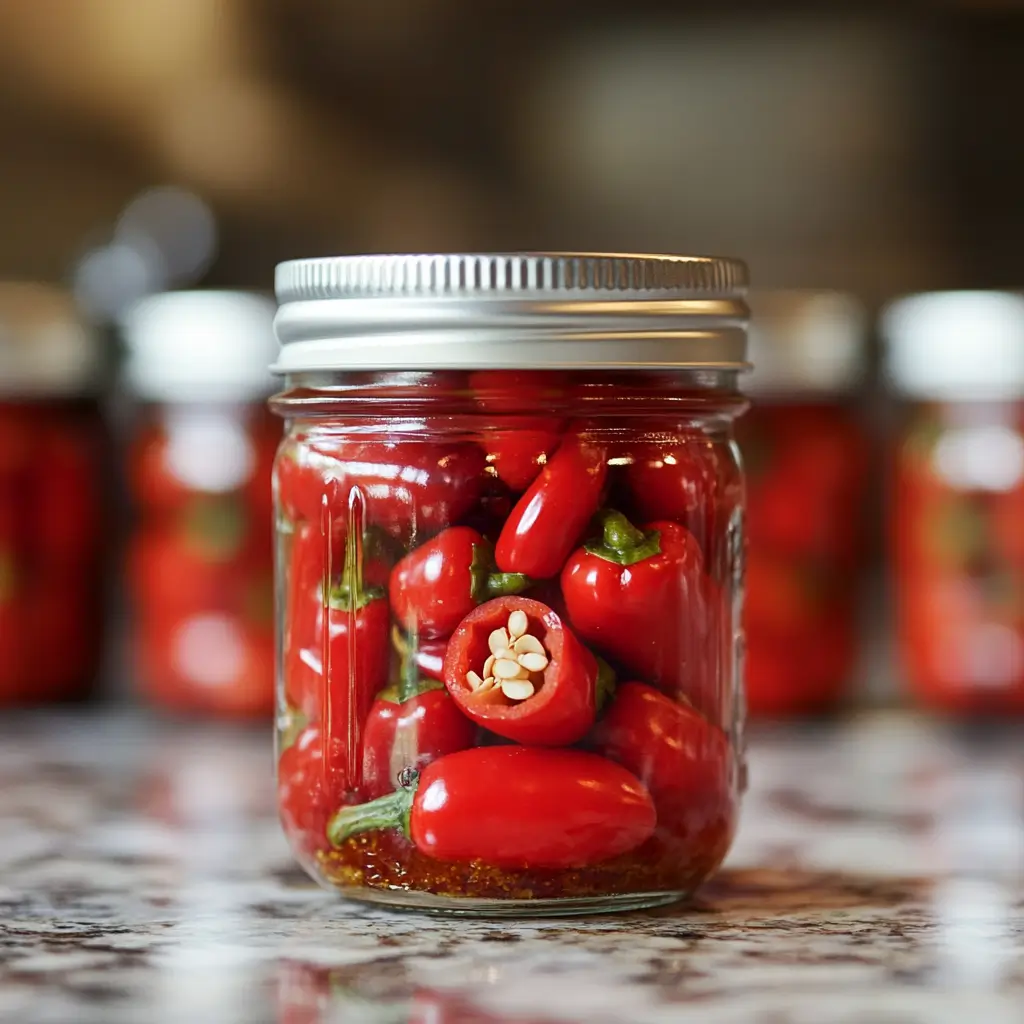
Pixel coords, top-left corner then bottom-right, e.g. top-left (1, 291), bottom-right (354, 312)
top-left (275, 252), bottom-right (748, 303)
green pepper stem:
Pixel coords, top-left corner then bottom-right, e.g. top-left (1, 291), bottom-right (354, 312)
top-left (469, 542), bottom-right (532, 604)
top-left (387, 673), bottom-right (445, 705)
top-left (327, 782), bottom-right (416, 847)
top-left (584, 509), bottom-right (662, 567)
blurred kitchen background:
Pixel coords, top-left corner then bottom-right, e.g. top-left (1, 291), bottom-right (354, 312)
top-left (2, 0), bottom-right (1024, 719)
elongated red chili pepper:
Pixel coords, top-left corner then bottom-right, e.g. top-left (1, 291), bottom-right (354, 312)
top-left (389, 527), bottom-right (532, 639)
top-left (495, 434), bottom-right (607, 579)
top-left (276, 437), bottom-right (486, 542)
top-left (361, 675), bottom-right (477, 800)
top-left (328, 746), bottom-right (656, 869)
top-left (590, 682), bottom-right (732, 835)
top-left (443, 596), bottom-right (611, 746)
top-left (561, 510), bottom-right (713, 703)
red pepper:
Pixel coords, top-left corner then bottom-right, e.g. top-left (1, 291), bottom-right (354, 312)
top-left (590, 682), bottom-right (733, 841)
top-left (625, 440), bottom-right (741, 561)
top-left (443, 595), bottom-right (610, 746)
top-left (362, 675), bottom-right (477, 800)
top-left (561, 510), bottom-right (713, 702)
top-left (484, 419), bottom-right (564, 492)
top-left (284, 533), bottom-right (391, 769)
top-left (328, 746), bottom-right (656, 869)
top-left (389, 526), bottom-right (532, 639)
top-left (278, 725), bottom-right (350, 858)
top-left (275, 437), bottom-right (486, 542)
top-left (495, 434), bottom-right (607, 579)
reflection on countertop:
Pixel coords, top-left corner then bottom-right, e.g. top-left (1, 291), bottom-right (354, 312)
top-left (0, 710), bottom-right (1022, 1024)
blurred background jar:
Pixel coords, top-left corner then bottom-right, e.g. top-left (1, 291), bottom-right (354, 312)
top-left (0, 283), bottom-right (107, 705)
top-left (883, 291), bottom-right (1024, 715)
top-left (739, 291), bottom-right (871, 716)
top-left (121, 291), bottom-right (280, 718)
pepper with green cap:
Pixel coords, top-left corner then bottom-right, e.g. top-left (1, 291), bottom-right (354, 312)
top-left (389, 526), bottom-right (532, 639)
top-left (561, 510), bottom-right (714, 701)
top-left (328, 746), bottom-right (657, 869)
top-left (284, 528), bottom-right (391, 732)
top-left (360, 638), bottom-right (477, 799)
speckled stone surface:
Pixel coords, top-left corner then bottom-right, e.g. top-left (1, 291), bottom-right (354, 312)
top-left (1, 710), bottom-right (1022, 1024)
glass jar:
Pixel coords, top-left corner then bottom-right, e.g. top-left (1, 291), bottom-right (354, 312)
top-left (883, 291), bottom-right (1024, 714)
top-left (271, 253), bottom-right (750, 914)
top-left (0, 283), bottom-right (107, 704)
top-left (738, 291), bottom-right (870, 716)
top-left (122, 291), bottom-right (280, 717)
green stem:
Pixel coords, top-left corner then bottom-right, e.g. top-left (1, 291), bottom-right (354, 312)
top-left (327, 779), bottom-right (417, 846)
top-left (584, 509), bottom-right (661, 567)
top-left (329, 530), bottom-right (385, 611)
top-left (469, 542), bottom-right (532, 604)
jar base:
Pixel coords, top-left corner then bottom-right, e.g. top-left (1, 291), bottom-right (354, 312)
top-left (329, 887), bottom-right (689, 917)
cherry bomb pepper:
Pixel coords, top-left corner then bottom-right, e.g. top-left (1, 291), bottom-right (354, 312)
top-left (389, 526), bottom-right (532, 639)
top-left (442, 595), bottom-right (610, 746)
top-left (591, 682), bottom-right (732, 839)
top-left (328, 746), bottom-right (656, 869)
top-left (361, 671), bottom-right (477, 800)
top-left (562, 510), bottom-right (712, 703)
top-left (495, 433), bottom-right (607, 578)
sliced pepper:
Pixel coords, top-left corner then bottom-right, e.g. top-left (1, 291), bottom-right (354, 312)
top-left (442, 595), bottom-right (607, 746)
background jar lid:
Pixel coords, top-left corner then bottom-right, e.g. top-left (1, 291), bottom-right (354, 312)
top-left (0, 282), bottom-right (102, 398)
top-left (881, 290), bottom-right (1024, 401)
top-left (121, 290), bottom-right (279, 403)
top-left (745, 290), bottom-right (867, 397)
top-left (272, 252), bottom-right (749, 373)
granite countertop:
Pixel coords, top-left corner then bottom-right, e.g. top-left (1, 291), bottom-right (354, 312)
top-left (1, 711), bottom-right (1021, 1024)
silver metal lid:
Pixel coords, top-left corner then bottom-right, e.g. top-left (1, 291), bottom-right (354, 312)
top-left (746, 290), bottom-right (867, 397)
top-left (882, 291), bottom-right (1024, 401)
top-left (273, 252), bottom-right (749, 372)
top-left (0, 282), bottom-right (101, 398)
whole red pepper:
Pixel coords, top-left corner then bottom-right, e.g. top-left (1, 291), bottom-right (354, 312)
top-left (389, 526), bottom-right (532, 639)
top-left (625, 440), bottom-right (742, 563)
top-left (484, 418), bottom-right (564, 492)
top-left (495, 433), bottom-right (607, 578)
top-left (590, 682), bottom-right (733, 841)
top-left (278, 724), bottom-right (350, 859)
top-left (561, 510), bottom-right (713, 703)
top-left (276, 436), bottom-right (486, 542)
top-left (443, 595), bottom-right (611, 746)
top-left (284, 534), bottom-right (391, 779)
top-left (361, 674), bottom-right (477, 800)
top-left (328, 746), bottom-right (656, 869)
